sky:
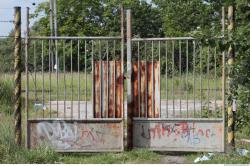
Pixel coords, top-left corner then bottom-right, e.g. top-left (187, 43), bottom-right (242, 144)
top-left (0, 0), bottom-right (46, 37)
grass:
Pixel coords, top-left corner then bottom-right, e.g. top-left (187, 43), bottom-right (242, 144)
top-left (3, 72), bottom-right (222, 101)
top-left (186, 142), bottom-right (250, 164)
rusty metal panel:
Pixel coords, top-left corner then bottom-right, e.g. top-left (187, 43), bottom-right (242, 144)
top-left (94, 62), bottom-right (101, 118)
top-left (132, 62), bottom-right (139, 117)
top-left (147, 62), bottom-right (153, 118)
top-left (28, 119), bottom-right (123, 152)
top-left (133, 118), bottom-right (224, 152)
top-left (108, 61), bottom-right (115, 118)
top-left (102, 61), bottom-right (108, 118)
top-left (115, 61), bottom-right (123, 118)
top-left (140, 61), bottom-right (147, 117)
top-left (154, 62), bottom-right (160, 118)
top-left (94, 61), bottom-right (123, 119)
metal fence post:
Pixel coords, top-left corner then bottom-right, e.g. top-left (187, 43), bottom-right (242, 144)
top-left (14, 6), bottom-right (22, 146)
top-left (227, 5), bottom-right (236, 150)
top-left (126, 9), bottom-right (133, 149)
top-left (25, 7), bottom-right (30, 148)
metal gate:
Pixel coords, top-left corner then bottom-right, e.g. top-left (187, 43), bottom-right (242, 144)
top-left (126, 10), bottom-right (225, 152)
top-left (25, 8), bottom-right (125, 152)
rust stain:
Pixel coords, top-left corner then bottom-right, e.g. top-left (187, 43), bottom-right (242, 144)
top-left (154, 62), bottom-right (160, 118)
top-left (131, 61), bottom-right (160, 118)
top-left (140, 61), bottom-right (147, 117)
top-left (147, 62), bottom-right (153, 118)
top-left (108, 61), bottom-right (115, 118)
top-left (102, 61), bottom-right (109, 118)
top-left (94, 62), bottom-right (101, 118)
top-left (115, 61), bottom-right (123, 118)
top-left (132, 62), bottom-right (139, 117)
top-left (93, 61), bottom-right (123, 119)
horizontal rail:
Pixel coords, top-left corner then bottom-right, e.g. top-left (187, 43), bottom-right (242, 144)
top-left (28, 118), bottom-right (123, 122)
top-left (29, 36), bottom-right (122, 40)
top-left (132, 37), bottom-right (194, 41)
top-left (133, 117), bottom-right (224, 122)
top-left (132, 36), bottom-right (223, 41)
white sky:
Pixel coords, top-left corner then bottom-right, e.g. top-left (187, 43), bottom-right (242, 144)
top-left (0, 0), bottom-right (47, 37)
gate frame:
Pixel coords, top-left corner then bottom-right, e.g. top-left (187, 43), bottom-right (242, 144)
top-left (126, 8), bottom-right (226, 152)
top-left (25, 6), bottom-right (125, 152)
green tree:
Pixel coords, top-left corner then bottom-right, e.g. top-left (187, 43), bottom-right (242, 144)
top-left (152, 0), bottom-right (224, 37)
top-left (31, 0), bottom-right (163, 37)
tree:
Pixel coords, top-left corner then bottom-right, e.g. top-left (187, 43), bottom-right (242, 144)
top-left (152, 0), bottom-right (224, 37)
top-left (31, 0), bottom-right (163, 37)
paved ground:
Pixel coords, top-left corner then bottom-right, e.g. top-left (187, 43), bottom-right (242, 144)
top-left (44, 100), bottom-right (222, 119)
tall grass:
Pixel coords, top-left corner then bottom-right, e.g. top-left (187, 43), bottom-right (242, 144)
top-left (0, 77), bottom-right (14, 114)
top-left (0, 114), bottom-right (59, 163)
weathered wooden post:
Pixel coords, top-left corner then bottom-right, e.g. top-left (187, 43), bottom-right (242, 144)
top-left (14, 6), bottom-right (22, 145)
top-left (227, 5), bottom-right (236, 150)
top-left (126, 9), bottom-right (133, 149)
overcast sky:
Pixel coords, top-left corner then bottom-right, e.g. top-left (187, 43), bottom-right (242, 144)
top-left (0, 0), bottom-right (46, 37)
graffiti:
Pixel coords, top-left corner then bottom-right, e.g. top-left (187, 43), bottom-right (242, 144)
top-left (34, 121), bottom-right (122, 150)
top-left (140, 122), bottom-right (216, 145)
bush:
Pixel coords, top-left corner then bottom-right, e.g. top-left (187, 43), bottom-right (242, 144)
top-left (232, 1), bottom-right (250, 134)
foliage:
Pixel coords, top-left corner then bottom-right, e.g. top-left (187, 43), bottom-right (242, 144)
top-left (152, 0), bottom-right (224, 37)
top-left (232, 0), bottom-right (250, 131)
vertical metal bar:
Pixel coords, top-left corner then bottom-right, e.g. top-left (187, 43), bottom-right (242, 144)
top-left (214, 47), bottom-right (217, 116)
top-left (121, 5), bottom-right (124, 120)
top-left (179, 40), bottom-right (182, 117)
top-left (106, 40), bottom-right (109, 118)
top-left (63, 40), bottom-right (66, 118)
top-left (159, 41), bottom-right (161, 118)
top-left (99, 40), bottom-right (103, 118)
top-left (145, 42), bottom-right (148, 118)
top-left (126, 9), bottom-right (133, 149)
top-left (25, 7), bottom-right (29, 148)
top-left (186, 40), bottom-right (189, 117)
top-left (165, 41), bottom-right (168, 118)
top-left (172, 41), bottom-right (175, 117)
top-left (56, 39), bottom-right (59, 117)
top-left (42, 40), bottom-right (45, 118)
top-left (193, 41), bottom-right (196, 117)
top-left (113, 40), bottom-right (116, 118)
top-left (78, 40), bottom-right (80, 119)
top-left (49, 0), bottom-right (54, 72)
top-left (34, 41), bottom-right (37, 118)
top-left (207, 46), bottom-right (210, 116)
top-left (85, 40), bottom-right (88, 119)
top-left (151, 41), bottom-right (154, 117)
top-left (48, 40), bottom-right (52, 118)
top-left (222, 6), bottom-right (226, 152)
top-left (138, 41), bottom-right (140, 117)
top-left (71, 40), bottom-right (73, 119)
top-left (200, 45), bottom-right (203, 117)
top-left (91, 40), bottom-right (94, 119)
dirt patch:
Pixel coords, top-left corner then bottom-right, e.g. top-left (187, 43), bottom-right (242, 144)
top-left (158, 152), bottom-right (191, 164)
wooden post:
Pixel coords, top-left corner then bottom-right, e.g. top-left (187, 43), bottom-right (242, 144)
top-left (227, 5), bottom-right (236, 150)
top-left (126, 9), bottom-right (133, 149)
top-left (14, 6), bottom-right (22, 146)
